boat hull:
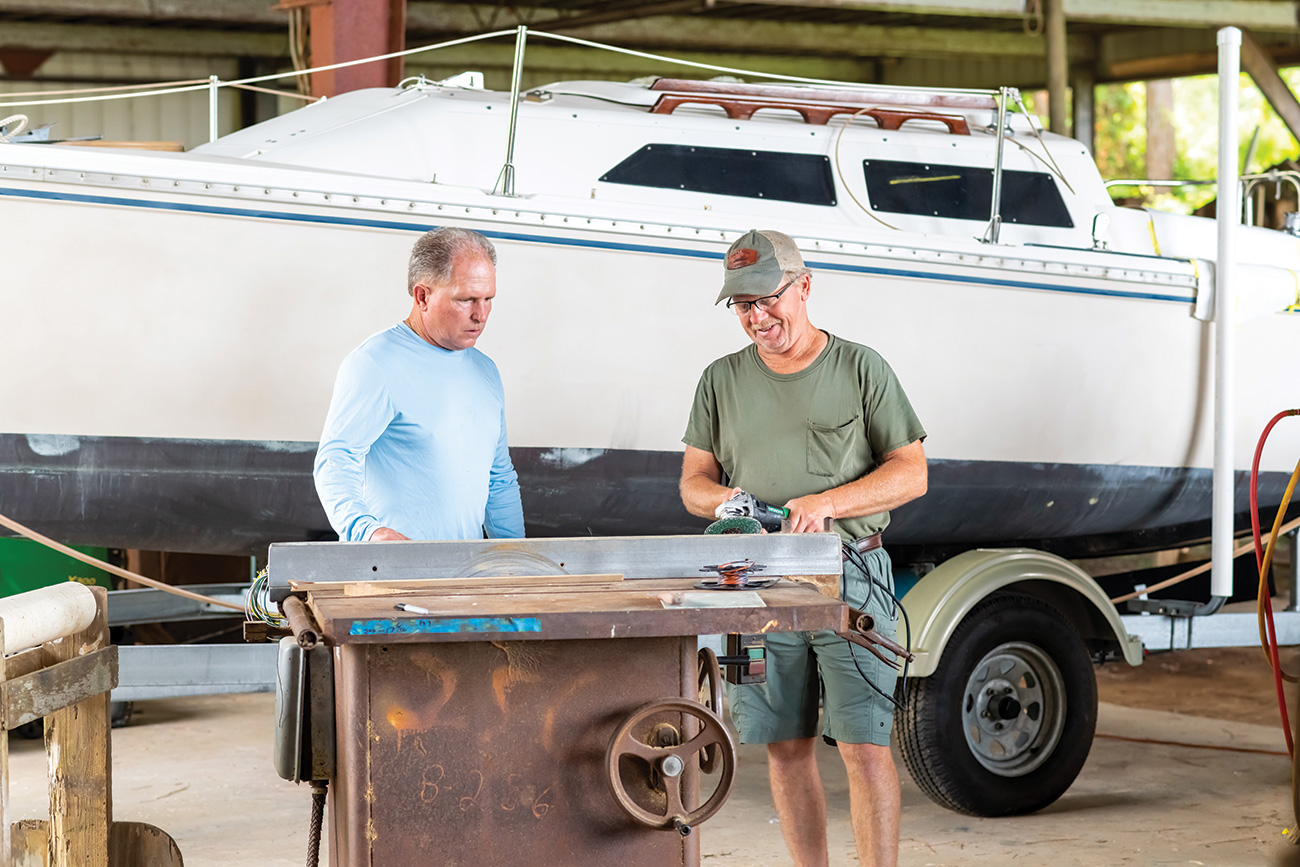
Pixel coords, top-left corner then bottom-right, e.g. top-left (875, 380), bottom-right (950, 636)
top-left (2, 433), bottom-right (1293, 560)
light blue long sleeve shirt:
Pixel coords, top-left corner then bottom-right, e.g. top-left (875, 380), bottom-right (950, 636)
top-left (313, 323), bottom-right (524, 542)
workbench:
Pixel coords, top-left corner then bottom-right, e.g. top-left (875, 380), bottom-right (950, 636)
top-left (268, 535), bottom-right (846, 867)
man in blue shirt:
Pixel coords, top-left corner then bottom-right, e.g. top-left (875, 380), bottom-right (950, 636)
top-left (314, 227), bottom-right (524, 542)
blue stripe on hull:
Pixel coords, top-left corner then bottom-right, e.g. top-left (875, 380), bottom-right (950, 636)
top-left (0, 185), bottom-right (1195, 304)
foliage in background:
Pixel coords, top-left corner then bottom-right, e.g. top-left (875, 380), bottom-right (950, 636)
top-left (1110, 73), bottom-right (1298, 214)
top-left (1025, 72), bottom-right (1300, 215)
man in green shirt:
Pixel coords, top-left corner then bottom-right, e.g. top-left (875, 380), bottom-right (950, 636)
top-left (681, 229), bottom-right (927, 867)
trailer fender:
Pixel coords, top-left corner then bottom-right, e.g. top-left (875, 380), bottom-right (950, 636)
top-left (900, 548), bottom-right (1143, 677)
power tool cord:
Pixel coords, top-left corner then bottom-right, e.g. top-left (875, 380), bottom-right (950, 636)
top-left (841, 541), bottom-right (913, 710)
top-left (306, 781), bottom-right (328, 867)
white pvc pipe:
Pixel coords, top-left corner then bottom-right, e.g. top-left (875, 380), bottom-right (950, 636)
top-left (1213, 27), bottom-right (1241, 598)
top-left (0, 582), bottom-right (97, 656)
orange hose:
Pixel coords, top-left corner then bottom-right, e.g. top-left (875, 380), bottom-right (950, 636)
top-left (1248, 409), bottom-right (1300, 760)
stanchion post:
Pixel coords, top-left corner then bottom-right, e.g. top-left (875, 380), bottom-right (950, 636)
top-left (209, 75), bottom-right (220, 143)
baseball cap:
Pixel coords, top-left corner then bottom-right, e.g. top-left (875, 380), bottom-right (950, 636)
top-left (716, 229), bottom-right (806, 305)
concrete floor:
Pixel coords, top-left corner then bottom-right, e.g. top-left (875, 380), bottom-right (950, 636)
top-left (6, 652), bottom-right (1299, 866)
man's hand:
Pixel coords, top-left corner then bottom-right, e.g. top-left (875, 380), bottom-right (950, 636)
top-left (370, 527), bottom-right (410, 542)
top-left (783, 492), bottom-right (836, 533)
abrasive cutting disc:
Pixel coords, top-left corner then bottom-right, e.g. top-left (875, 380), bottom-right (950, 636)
top-left (704, 516), bottom-right (762, 535)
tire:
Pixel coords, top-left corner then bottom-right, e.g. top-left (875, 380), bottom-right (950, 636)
top-left (110, 700), bottom-right (134, 729)
top-left (897, 592), bottom-right (1097, 816)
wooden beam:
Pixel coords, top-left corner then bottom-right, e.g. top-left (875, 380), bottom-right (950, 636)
top-left (1071, 62), bottom-right (1095, 152)
top-left (1045, 0), bottom-right (1068, 134)
top-left (9, 0), bottom-right (1298, 32)
top-left (2, 648), bottom-right (117, 731)
top-left (1100, 27), bottom-right (1300, 81)
top-left (404, 42), bottom-right (879, 88)
top-left (1, 620), bottom-right (11, 867)
top-left (722, 0), bottom-right (1300, 30)
top-left (527, 16), bottom-right (1096, 60)
top-left (0, 10), bottom-right (1096, 66)
top-left (1105, 44), bottom-right (1300, 80)
top-left (1241, 27), bottom-right (1300, 147)
top-left (44, 587), bottom-right (110, 867)
top-left (0, 22), bottom-right (287, 57)
top-left (0, 0), bottom-right (286, 24)
top-left (538, 0), bottom-right (704, 31)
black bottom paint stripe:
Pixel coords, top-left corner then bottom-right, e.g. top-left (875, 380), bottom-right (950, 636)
top-left (0, 433), bottom-right (1294, 560)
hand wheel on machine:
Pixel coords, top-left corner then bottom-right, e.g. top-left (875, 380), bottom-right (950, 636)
top-left (605, 697), bottom-right (737, 836)
top-left (697, 647), bottom-right (723, 773)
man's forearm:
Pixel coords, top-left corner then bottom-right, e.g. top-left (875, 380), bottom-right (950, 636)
top-left (782, 441), bottom-right (927, 533)
top-left (824, 447), bottom-right (928, 520)
top-left (680, 473), bottom-right (737, 519)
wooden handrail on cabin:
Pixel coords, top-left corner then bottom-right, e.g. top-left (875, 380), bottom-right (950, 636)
top-left (650, 77), bottom-right (998, 111)
top-left (649, 92), bottom-right (971, 135)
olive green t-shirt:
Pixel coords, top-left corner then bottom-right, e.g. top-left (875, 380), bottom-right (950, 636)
top-left (683, 332), bottom-right (925, 542)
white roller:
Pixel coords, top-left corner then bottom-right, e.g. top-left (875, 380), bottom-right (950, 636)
top-left (0, 582), bottom-right (98, 656)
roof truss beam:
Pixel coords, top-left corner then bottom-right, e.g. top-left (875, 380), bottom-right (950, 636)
top-left (536, 18), bottom-right (1093, 59)
top-left (0, 0), bottom-right (284, 24)
top-left (0, 21), bottom-right (285, 57)
top-left (725, 0), bottom-right (1300, 31)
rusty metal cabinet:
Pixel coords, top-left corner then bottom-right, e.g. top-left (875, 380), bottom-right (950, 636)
top-left (269, 536), bottom-right (846, 867)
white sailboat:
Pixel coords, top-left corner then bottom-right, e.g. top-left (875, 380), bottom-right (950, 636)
top-left (1, 55), bottom-right (1296, 560)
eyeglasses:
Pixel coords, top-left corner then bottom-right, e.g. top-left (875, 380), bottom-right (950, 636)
top-left (725, 278), bottom-right (796, 316)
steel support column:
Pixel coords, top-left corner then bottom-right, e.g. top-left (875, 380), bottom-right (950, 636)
top-left (1045, 0), bottom-right (1068, 134)
top-left (308, 0), bottom-right (406, 97)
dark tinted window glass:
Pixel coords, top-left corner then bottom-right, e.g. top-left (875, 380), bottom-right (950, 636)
top-left (600, 144), bottom-right (836, 206)
top-left (862, 159), bottom-right (1072, 228)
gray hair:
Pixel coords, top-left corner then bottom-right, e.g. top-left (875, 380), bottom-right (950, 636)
top-left (407, 228), bottom-right (498, 294)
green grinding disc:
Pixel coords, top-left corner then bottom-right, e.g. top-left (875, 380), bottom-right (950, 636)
top-left (705, 516), bottom-right (763, 535)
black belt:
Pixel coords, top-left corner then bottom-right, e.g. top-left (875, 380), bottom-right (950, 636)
top-left (841, 532), bottom-right (883, 562)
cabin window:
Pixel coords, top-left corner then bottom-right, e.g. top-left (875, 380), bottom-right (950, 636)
top-left (862, 160), bottom-right (1073, 228)
top-left (599, 144), bottom-right (836, 206)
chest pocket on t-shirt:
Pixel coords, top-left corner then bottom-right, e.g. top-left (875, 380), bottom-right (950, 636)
top-left (806, 414), bottom-right (862, 478)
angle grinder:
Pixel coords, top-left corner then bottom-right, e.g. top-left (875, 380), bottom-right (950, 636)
top-left (705, 491), bottom-right (788, 535)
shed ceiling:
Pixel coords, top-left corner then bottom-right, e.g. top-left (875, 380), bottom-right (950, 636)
top-left (0, 0), bottom-right (1298, 89)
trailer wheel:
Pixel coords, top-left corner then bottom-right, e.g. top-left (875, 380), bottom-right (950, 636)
top-left (897, 592), bottom-right (1096, 816)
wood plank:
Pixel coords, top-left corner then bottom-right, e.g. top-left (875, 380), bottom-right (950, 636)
top-left (2, 622), bottom-right (11, 867)
top-left (308, 579), bottom-right (848, 644)
top-left (292, 573), bottom-right (625, 598)
top-left (44, 586), bottom-right (110, 867)
top-left (2, 648), bottom-right (118, 731)
top-left (785, 573), bottom-right (841, 599)
top-left (1, 647), bottom-right (59, 683)
top-left (12, 820), bottom-right (183, 867)
top-left (730, 0), bottom-right (1300, 30)
top-left (1241, 28), bottom-right (1300, 150)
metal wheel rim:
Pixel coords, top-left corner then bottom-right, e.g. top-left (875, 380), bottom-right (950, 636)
top-left (959, 640), bottom-right (1066, 777)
